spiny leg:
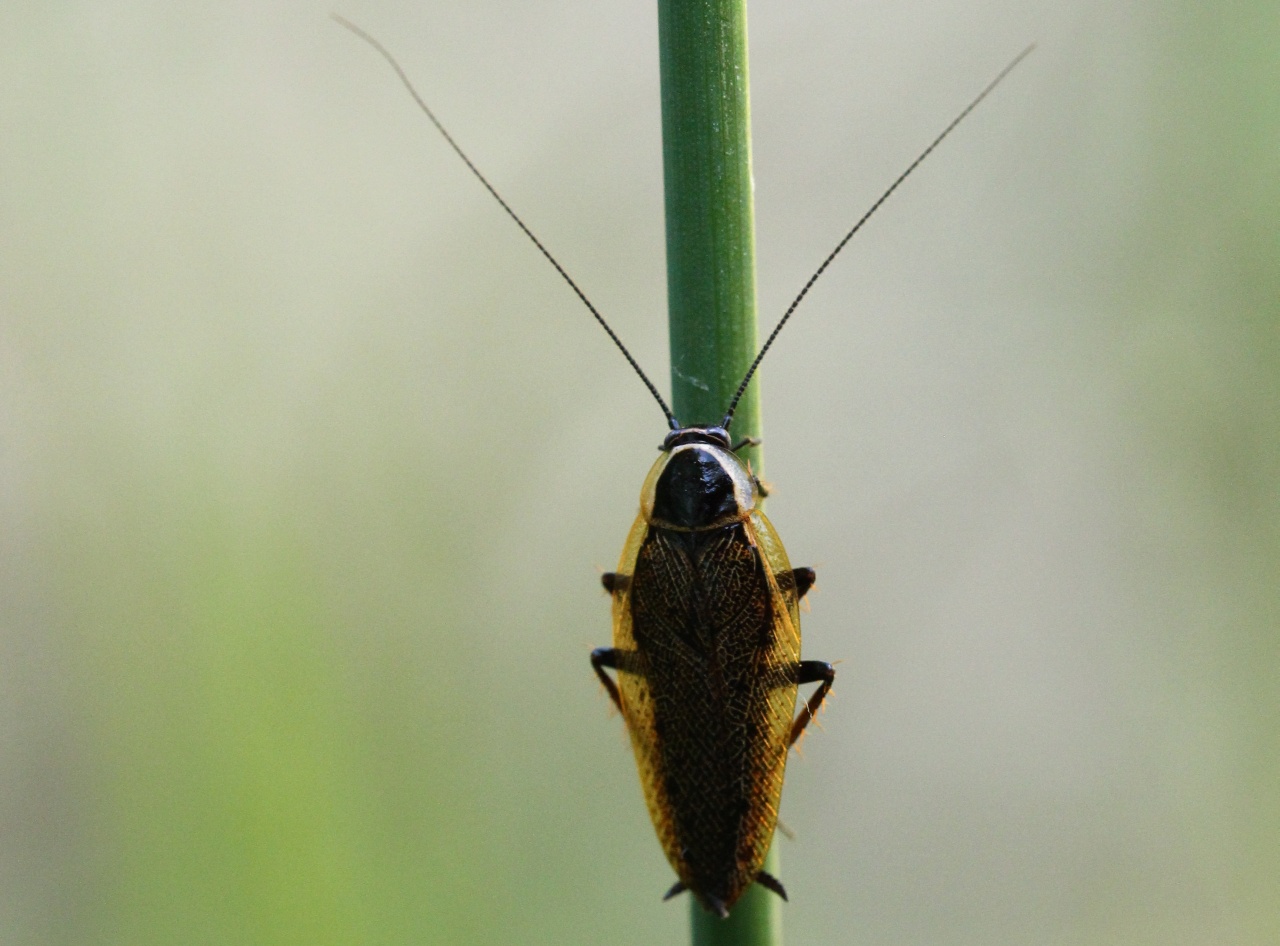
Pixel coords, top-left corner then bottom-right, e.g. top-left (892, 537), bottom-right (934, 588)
top-left (734, 441), bottom-right (770, 497)
top-left (698, 894), bottom-right (729, 920)
top-left (590, 647), bottom-right (624, 713)
top-left (789, 660), bottom-right (835, 747)
top-left (789, 566), bottom-right (816, 600)
top-left (662, 880), bottom-right (687, 901)
top-left (755, 870), bottom-right (789, 901)
top-left (775, 566), bottom-right (815, 605)
top-left (601, 572), bottom-right (631, 593)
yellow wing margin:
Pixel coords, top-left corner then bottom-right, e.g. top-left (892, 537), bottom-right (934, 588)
top-left (737, 509), bottom-right (804, 874)
top-left (609, 512), bottom-right (684, 874)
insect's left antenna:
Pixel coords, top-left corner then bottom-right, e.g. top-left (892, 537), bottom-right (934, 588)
top-left (333, 15), bottom-right (679, 430)
top-left (721, 43), bottom-right (1035, 430)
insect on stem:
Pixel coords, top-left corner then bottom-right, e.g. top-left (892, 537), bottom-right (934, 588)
top-left (338, 13), bottom-right (1035, 923)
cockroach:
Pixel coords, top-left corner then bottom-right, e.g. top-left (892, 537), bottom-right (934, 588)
top-left (335, 15), bottom-right (1031, 919)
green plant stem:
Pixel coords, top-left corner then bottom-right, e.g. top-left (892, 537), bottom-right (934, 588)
top-left (658, 0), bottom-right (762, 470)
top-left (690, 846), bottom-right (784, 946)
top-left (657, 1), bottom-right (780, 944)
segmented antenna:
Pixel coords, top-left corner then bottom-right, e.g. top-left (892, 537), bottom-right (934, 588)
top-left (334, 15), bottom-right (680, 430)
top-left (721, 43), bottom-right (1035, 430)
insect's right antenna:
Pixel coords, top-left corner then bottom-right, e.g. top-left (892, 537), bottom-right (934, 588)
top-left (333, 15), bottom-right (679, 430)
top-left (721, 44), bottom-right (1036, 430)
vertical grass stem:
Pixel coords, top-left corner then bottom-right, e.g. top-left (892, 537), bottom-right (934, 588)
top-left (657, 1), bottom-right (780, 943)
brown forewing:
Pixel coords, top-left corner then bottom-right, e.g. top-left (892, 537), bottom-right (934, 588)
top-left (627, 521), bottom-right (793, 908)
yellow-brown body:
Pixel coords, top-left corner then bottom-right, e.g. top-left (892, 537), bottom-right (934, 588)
top-left (593, 427), bottom-right (832, 917)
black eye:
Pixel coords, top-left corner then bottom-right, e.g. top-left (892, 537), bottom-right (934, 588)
top-left (661, 426), bottom-right (733, 451)
top-left (704, 427), bottom-right (731, 449)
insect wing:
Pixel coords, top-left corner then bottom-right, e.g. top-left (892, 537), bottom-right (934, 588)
top-left (739, 509), bottom-right (803, 869)
top-left (608, 506), bottom-right (804, 903)
top-left (608, 513), bottom-right (683, 864)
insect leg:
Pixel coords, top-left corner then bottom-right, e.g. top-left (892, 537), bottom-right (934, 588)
top-left (755, 870), bottom-right (789, 901)
top-left (590, 647), bottom-right (625, 713)
top-left (601, 572), bottom-right (630, 593)
top-left (774, 566), bottom-right (815, 607)
top-left (662, 880), bottom-right (687, 901)
top-left (699, 894), bottom-right (730, 920)
top-left (789, 566), bottom-right (816, 600)
top-left (789, 660), bottom-right (835, 747)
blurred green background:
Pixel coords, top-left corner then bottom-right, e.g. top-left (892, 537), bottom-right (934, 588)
top-left (2, 1), bottom-right (1277, 944)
